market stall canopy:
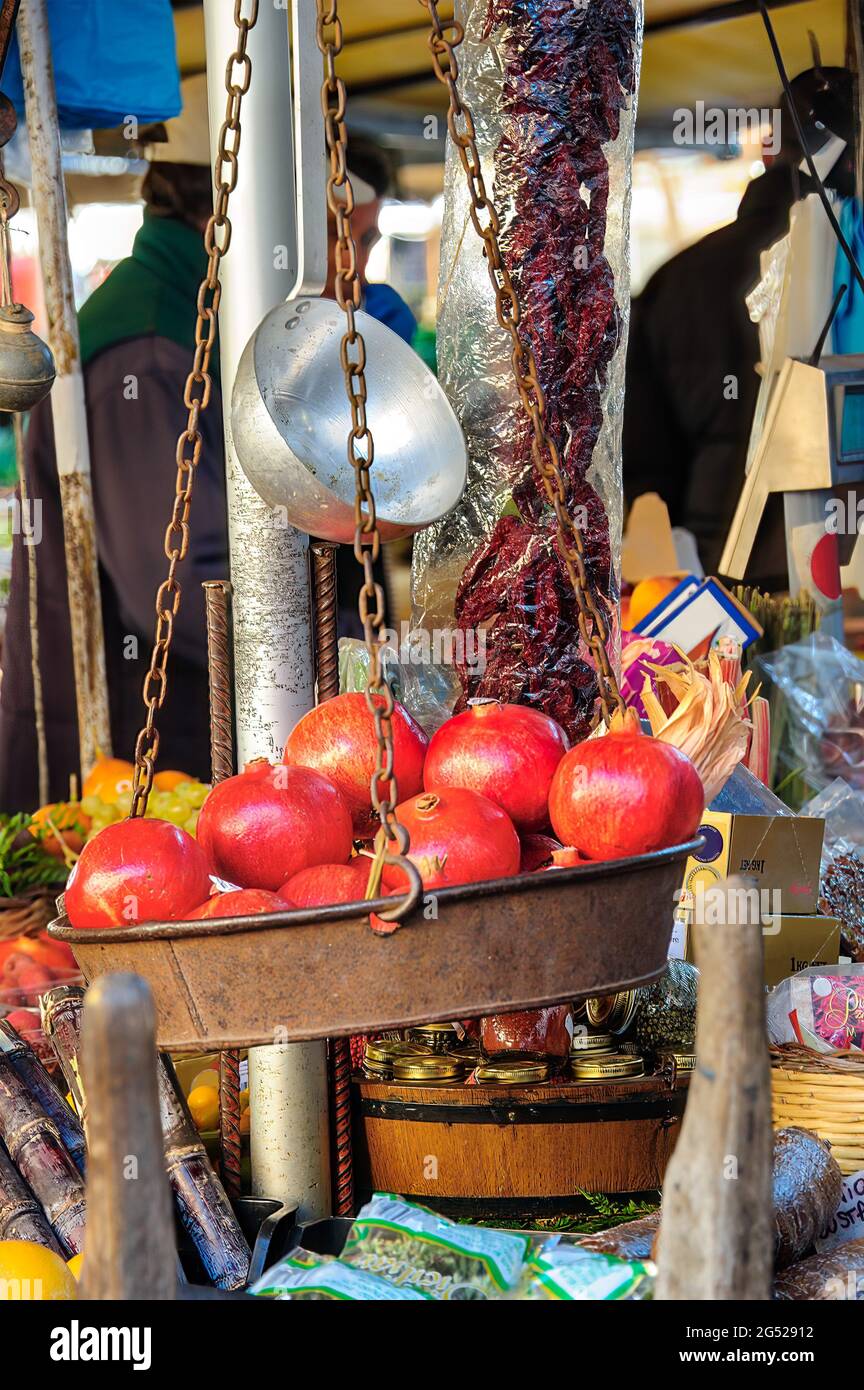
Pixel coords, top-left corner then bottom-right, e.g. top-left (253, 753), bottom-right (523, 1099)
top-left (172, 0), bottom-right (847, 126)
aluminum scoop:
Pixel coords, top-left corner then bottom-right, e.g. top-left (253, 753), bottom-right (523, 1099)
top-left (230, 1), bottom-right (466, 544)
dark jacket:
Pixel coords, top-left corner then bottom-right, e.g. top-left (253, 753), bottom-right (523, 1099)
top-left (623, 163), bottom-right (807, 583)
top-left (0, 213), bottom-right (416, 812)
top-left (0, 214), bottom-right (227, 810)
top-left (0, 331), bottom-right (227, 811)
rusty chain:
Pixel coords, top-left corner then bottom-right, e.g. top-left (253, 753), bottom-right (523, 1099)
top-left (129, 0), bottom-right (259, 817)
top-left (420, 0), bottom-right (624, 725)
top-left (316, 1), bottom-right (421, 921)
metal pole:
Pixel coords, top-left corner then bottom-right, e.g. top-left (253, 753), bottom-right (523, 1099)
top-left (311, 540), bottom-right (354, 1215)
top-left (203, 0), bottom-right (329, 1217)
top-left (16, 0), bottom-right (111, 779)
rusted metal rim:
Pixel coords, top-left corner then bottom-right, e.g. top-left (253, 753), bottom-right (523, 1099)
top-left (48, 838), bottom-right (701, 945)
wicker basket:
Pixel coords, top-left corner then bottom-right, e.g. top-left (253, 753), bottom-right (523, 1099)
top-left (771, 1044), bottom-right (864, 1175)
top-left (0, 886), bottom-right (59, 942)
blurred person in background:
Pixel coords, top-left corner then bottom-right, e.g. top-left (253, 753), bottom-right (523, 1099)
top-left (0, 77), bottom-right (418, 810)
top-left (623, 64), bottom-right (856, 585)
top-left (0, 73), bottom-right (223, 810)
top-left (322, 135), bottom-right (417, 637)
top-left (327, 135), bottom-right (416, 344)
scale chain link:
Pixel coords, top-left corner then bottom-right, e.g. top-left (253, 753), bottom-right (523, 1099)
top-left (130, 0), bottom-right (259, 817)
top-left (316, 1), bottom-right (421, 921)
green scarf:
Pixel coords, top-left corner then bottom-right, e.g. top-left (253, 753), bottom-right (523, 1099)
top-left (78, 213), bottom-right (216, 367)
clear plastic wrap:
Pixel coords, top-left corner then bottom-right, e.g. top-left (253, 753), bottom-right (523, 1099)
top-left (772, 1127), bottom-right (843, 1271)
top-left (758, 634), bottom-right (864, 795)
top-left (773, 1236), bottom-right (864, 1300)
top-left (633, 960), bottom-right (698, 1053)
top-left (411, 0), bottom-right (643, 742)
top-left (805, 778), bottom-right (864, 959)
top-left (767, 965), bottom-right (864, 1053)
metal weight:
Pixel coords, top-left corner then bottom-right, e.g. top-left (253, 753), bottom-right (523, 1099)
top-left (0, 302), bottom-right (55, 411)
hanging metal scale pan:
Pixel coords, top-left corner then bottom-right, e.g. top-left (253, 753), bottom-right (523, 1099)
top-left (229, 1), bottom-right (466, 544)
top-left (231, 296), bottom-right (467, 543)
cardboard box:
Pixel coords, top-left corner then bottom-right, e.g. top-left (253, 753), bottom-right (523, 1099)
top-left (761, 915), bottom-right (841, 988)
top-left (672, 910), bottom-right (840, 988)
top-left (679, 809), bottom-right (825, 918)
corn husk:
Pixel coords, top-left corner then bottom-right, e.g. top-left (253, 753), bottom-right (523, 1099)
top-left (642, 649), bottom-right (753, 804)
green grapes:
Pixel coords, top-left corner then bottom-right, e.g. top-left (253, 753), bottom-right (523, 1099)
top-left (175, 780), bottom-right (209, 809)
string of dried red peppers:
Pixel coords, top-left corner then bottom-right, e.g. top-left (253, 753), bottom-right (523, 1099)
top-left (453, 0), bottom-right (639, 741)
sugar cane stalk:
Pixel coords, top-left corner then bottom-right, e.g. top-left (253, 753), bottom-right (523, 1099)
top-left (0, 1048), bottom-right (85, 1254)
top-left (0, 1017), bottom-right (85, 1172)
top-left (158, 1054), bottom-right (251, 1291)
top-left (0, 1136), bottom-right (63, 1251)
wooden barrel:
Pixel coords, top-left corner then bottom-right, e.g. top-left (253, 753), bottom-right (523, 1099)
top-left (352, 1072), bottom-right (689, 1204)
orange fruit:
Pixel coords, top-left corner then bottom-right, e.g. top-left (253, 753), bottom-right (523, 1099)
top-left (627, 576), bottom-right (679, 629)
top-left (0, 1240), bottom-right (77, 1300)
top-left (29, 803), bottom-right (90, 857)
top-left (239, 1108), bottom-right (251, 1136)
top-left (81, 758), bottom-right (135, 806)
top-left (153, 770), bottom-right (191, 791)
top-left (187, 1084), bottom-right (220, 1132)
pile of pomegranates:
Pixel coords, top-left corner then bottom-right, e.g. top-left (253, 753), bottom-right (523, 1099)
top-left (63, 695), bottom-right (705, 930)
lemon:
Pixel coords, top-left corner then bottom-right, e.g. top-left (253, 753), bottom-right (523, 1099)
top-left (239, 1087), bottom-right (250, 1111)
top-left (0, 1240), bottom-right (77, 1300)
top-left (187, 1084), bottom-right (220, 1132)
top-left (66, 1253), bottom-right (84, 1281)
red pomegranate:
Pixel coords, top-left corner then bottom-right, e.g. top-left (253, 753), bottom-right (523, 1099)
top-left (280, 859), bottom-right (373, 909)
top-left (548, 709), bottom-right (704, 860)
top-left (188, 889), bottom-right (293, 920)
top-left (424, 701), bottom-right (568, 832)
top-left (196, 759), bottom-right (352, 890)
top-left (381, 787), bottom-right (520, 892)
top-left (282, 692), bottom-right (428, 839)
top-left (519, 833), bottom-right (563, 873)
top-left (65, 818), bottom-right (212, 930)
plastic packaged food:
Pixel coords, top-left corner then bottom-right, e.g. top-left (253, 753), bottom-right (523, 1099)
top-left (250, 1247), bottom-right (429, 1301)
top-left (577, 1210), bottom-right (661, 1262)
top-left (773, 1236), bottom-right (864, 1300)
top-left (340, 1192), bottom-right (531, 1299)
top-left (773, 1127), bottom-right (843, 1270)
top-left (481, 1006), bottom-right (574, 1060)
top-left (767, 966), bottom-right (864, 1053)
top-left (410, 0), bottom-right (641, 739)
top-left (759, 634), bottom-right (864, 796)
top-left (805, 778), bottom-right (864, 960)
top-left (633, 961), bottom-right (698, 1053)
top-left (518, 1245), bottom-right (654, 1300)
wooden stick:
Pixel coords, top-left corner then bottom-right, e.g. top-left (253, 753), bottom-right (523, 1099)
top-left (656, 878), bottom-right (773, 1300)
top-left (16, 0), bottom-right (111, 777)
top-left (79, 973), bottom-right (175, 1300)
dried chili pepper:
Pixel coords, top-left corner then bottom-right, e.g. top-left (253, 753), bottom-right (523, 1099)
top-left (454, 0), bottom-right (638, 740)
